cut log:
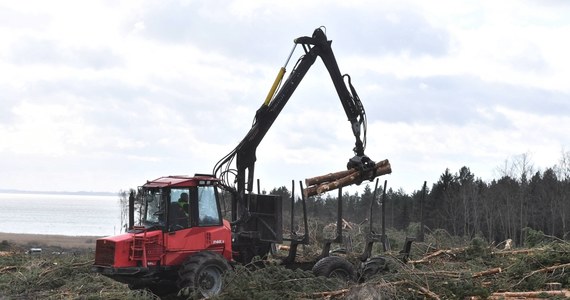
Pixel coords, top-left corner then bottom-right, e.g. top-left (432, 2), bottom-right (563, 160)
top-left (0, 266), bottom-right (17, 273)
top-left (408, 247), bottom-right (466, 264)
top-left (472, 267), bottom-right (502, 278)
top-left (303, 185), bottom-right (319, 198)
top-left (305, 168), bottom-right (357, 187)
top-left (303, 160), bottom-right (391, 197)
top-left (491, 247), bottom-right (546, 255)
top-left (417, 286), bottom-right (441, 300)
top-left (410, 270), bottom-right (462, 279)
top-left (487, 290), bottom-right (570, 298)
top-left (310, 289), bottom-right (349, 298)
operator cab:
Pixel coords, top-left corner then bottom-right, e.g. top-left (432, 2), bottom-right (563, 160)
top-left (94, 174), bottom-right (232, 291)
top-left (139, 175), bottom-right (223, 232)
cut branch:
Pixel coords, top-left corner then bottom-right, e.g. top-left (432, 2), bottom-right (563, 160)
top-left (514, 262), bottom-right (570, 287)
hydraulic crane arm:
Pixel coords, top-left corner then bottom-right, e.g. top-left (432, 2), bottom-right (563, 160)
top-left (213, 28), bottom-right (375, 221)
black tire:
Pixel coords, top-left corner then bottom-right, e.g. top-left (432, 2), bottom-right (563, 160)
top-left (360, 256), bottom-right (387, 281)
top-left (177, 251), bottom-right (230, 298)
top-left (312, 256), bottom-right (356, 281)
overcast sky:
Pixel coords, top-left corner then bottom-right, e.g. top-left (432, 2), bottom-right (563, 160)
top-left (1, 0), bottom-right (569, 195)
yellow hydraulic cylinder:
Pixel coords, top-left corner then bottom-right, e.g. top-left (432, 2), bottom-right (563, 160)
top-left (263, 67), bottom-right (286, 106)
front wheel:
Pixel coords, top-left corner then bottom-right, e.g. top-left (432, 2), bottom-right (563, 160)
top-left (177, 251), bottom-right (230, 298)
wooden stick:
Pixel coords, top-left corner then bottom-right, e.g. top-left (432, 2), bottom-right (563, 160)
top-left (309, 289), bottom-right (349, 298)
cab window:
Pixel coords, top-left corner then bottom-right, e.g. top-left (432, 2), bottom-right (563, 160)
top-left (197, 186), bottom-right (221, 226)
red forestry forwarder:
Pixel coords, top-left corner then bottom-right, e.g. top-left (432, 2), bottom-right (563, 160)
top-left (93, 28), bottom-right (408, 297)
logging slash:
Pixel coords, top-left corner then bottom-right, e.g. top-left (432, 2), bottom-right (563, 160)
top-left (303, 159), bottom-right (392, 197)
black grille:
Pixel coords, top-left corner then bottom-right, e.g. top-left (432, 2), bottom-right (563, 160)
top-left (94, 240), bottom-right (115, 266)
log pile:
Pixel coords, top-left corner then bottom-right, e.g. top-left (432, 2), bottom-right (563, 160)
top-left (403, 243), bottom-right (570, 300)
top-left (303, 159), bottom-right (392, 197)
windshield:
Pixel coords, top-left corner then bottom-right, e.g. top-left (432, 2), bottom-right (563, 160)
top-left (135, 184), bottom-right (220, 229)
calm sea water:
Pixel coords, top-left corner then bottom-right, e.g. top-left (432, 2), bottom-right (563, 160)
top-left (0, 192), bottom-right (123, 236)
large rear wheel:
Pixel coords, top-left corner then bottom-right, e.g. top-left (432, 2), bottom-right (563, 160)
top-left (177, 251), bottom-right (230, 298)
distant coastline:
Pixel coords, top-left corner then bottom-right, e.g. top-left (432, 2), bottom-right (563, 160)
top-left (0, 189), bottom-right (116, 197)
top-left (0, 232), bottom-right (101, 249)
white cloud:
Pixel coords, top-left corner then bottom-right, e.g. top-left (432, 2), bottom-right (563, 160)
top-left (0, 0), bottom-right (569, 194)
top-left (1, 102), bottom-right (84, 155)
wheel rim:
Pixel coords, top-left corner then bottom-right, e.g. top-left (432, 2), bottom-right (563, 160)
top-left (198, 266), bottom-right (223, 296)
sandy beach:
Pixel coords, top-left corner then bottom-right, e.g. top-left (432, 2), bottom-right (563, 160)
top-left (0, 232), bottom-right (103, 249)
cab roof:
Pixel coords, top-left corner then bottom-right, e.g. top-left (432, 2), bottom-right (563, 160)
top-left (142, 174), bottom-right (219, 188)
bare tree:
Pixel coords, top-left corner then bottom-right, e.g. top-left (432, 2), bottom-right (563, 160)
top-left (554, 149), bottom-right (570, 237)
top-left (118, 190), bottom-right (129, 233)
top-left (495, 158), bottom-right (516, 179)
top-left (555, 148), bottom-right (570, 180)
top-left (513, 153), bottom-right (534, 243)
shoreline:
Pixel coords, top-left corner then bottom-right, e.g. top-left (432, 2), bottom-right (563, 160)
top-left (0, 232), bottom-right (103, 249)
